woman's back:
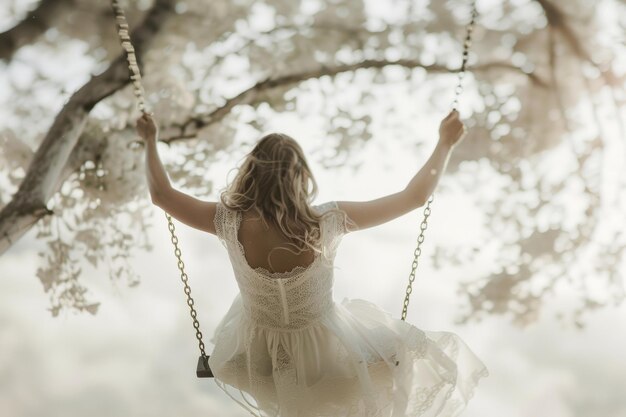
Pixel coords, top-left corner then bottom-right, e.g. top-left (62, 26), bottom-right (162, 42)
top-left (212, 200), bottom-right (345, 330)
top-left (237, 209), bottom-right (318, 275)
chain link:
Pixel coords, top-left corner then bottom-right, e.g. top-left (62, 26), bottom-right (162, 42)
top-left (110, 0), bottom-right (208, 364)
top-left (400, 194), bottom-right (434, 321)
top-left (165, 213), bottom-right (207, 359)
top-left (401, 0), bottom-right (477, 321)
top-left (451, 2), bottom-right (478, 111)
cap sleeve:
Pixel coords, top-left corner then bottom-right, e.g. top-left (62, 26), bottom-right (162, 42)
top-left (213, 201), bottom-right (230, 248)
top-left (315, 201), bottom-right (348, 259)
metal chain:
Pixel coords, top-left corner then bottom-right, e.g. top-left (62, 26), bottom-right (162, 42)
top-left (165, 213), bottom-right (207, 360)
top-left (110, 0), bottom-right (207, 361)
top-left (401, 0), bottom-right (478, 322)
top-left (400, 195), bottom-right (433, 321)
top-left (451, 1), bottom-right (478, 112)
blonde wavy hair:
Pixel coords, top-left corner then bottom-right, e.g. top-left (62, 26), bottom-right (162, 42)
top-left (219, 133), bottom-right (330, 263)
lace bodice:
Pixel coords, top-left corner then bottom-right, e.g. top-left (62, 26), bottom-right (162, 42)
top-left (214, 201), bottom-right (347, 331)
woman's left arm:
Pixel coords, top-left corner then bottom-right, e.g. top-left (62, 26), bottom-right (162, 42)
top-left (137, 113), bottom-right (218, 235)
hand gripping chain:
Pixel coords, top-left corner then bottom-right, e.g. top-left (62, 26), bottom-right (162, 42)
top-left (400, 1), bottom-right (477, 322)
top-left (110, 0), bottom-right (212, 377)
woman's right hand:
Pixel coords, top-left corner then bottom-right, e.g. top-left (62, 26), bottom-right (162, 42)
top-left (438, 110), bottom-right (467, 148)
top-left (136, 112), bottom-right (159, 142)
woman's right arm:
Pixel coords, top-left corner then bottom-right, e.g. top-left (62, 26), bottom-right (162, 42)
top-left (337, 110), bottom-right (466, 232)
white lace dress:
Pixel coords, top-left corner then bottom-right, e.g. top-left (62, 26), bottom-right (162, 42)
top-left (208, 201), bottom-right (488, 417)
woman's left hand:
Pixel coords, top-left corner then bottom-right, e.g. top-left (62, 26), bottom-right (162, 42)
top-left (136, 112), bottom-right (159, 141)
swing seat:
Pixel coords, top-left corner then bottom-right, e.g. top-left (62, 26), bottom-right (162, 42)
top-left (197, 355), bottom-right (214, 378)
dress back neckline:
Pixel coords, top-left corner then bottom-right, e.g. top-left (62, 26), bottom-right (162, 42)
top-left (233, 209), bottom-right (322, 280)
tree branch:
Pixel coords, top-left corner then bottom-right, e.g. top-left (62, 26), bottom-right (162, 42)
top-left (0, 0), bottom-right (73, 62)
top-left (0, 0), bottom-right (175, 256)
top-left (535, 0), bottom-right (590, 61)
top-left (160, 59), bottom-right (546, 143)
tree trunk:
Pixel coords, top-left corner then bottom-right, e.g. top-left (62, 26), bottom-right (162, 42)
top-left (0, 0), bottom-right (175, 255)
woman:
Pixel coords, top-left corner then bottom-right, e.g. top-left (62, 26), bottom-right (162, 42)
top-left (136, 110), bottom-right (488, 417)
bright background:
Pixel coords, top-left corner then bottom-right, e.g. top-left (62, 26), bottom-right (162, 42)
top-left (2, 114), bottom-right (626, 416)
top-left (1, 0), bottom-right (626, 416)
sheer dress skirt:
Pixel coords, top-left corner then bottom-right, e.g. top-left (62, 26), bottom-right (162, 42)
top-left (208, 293), bottom-right (488, 417)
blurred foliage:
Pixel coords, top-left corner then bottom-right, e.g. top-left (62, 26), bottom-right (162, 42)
top-left (0, 0), bottom-right (624, 326)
